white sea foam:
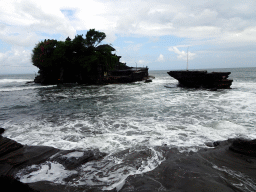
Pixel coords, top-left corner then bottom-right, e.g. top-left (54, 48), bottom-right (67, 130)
top-left (0, 79), bottom-right (33, 83)
top-left (0, 85), bottom-right (56, 92)
top-left (17, 146), bottom-right (164, 191)
top-left (77, 146), bottom-right (164, 190)
top-left (17, 161), bottom-right (77, 183)
top-left (62, 151), bottom-right (84, 159)
top-left (3, 110), bottom-right (255, 154)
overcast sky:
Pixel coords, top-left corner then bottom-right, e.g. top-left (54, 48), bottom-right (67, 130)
top-left (0, 0), bottom-right (256, 74)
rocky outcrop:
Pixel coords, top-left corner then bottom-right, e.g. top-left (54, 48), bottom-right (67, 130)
top-left (0, 134), bottom-right (107, 174)
top-left (229, 138), bottom-right (256, 157)
top-left (34, 65), bottom-right (149, 85)
top-left (0, 175), bottom-right (39, 192)
top-left (0, 129), bottom-right (108, 192)
top-left (120, 139), bottom-right (256, 192)
top-left (104, 67), bottom-right (149, 84)
top-left (167, 70), bottom-right (233, 89)
top-left (1, 129), bottom-right (256, 192)
top-left (0, 128), bottom-right (4, 135)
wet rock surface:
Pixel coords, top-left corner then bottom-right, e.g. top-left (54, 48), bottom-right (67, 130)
top-left (0, 132), bottom-right (108, 192)
top-left (1, 131), bottom-right (256, 192)
top-left (121, 139), bottom-right (256, 192)
top-left (229, 138), bottom-right (256, 157)
top-left (0, 175), bottom-right (39, 192)
top-left (0, 128), bottom-right (5, 135)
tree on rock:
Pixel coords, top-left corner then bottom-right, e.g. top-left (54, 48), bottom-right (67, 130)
top-left (86, 29), bottom-right (106, 48)
top-left (32, 39), bottom-right (58, 69)
top-left (32, 29), bottom-right (120, 84)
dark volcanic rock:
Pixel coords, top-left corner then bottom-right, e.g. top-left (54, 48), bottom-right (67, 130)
top-left (0, 135), bottom-right (107, 192)
top-left (167, 70), bottom-right (233, 89)
top-left (52, 149), bottom-right (107, 170)
top-left (28, 181), bottom-right (117, 192)
top-left (0, 136), bottom-right (107, 176)
top-left (121, 140), bottom-right (256, 192)
top-left (0, 175), bottom-right (39, 192)
top-left (0, 137), bottom-right (59, 176)
top-left (0, 128), bottom-right (4, 135)
top-left (229, 138), bottom-right (256, 157)
top-left (0, 136), bottom-right (23, 160)
top-left (1, 135), bottom-right (256, 192)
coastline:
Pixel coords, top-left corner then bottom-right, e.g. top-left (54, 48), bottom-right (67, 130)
top-left (1, 130), bottom-right (256, 192)
top-left (1, 68), bottom-right (256, 191)
top-left (121, 139), bottom-right (256, 192)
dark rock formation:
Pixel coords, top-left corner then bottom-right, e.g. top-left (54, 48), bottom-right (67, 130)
top-left (0, 128), bottom-right (4, 135)
top-left (0, 136), bottom-right (58, 176)
top-left (52, 150), bottom-right (106, 170)
top-left (1, 133), bottom-right (256, 192)
top-left (0, 135), bottom-right (107, 192)
top-left (104, 67), bottom-right (149, 84)
top-left (0, 175), bottom-right (39, 192)
top-left (34, 66), bottom-right (149, 85)
top-left (167, 70), bottom-right (233, 89)
top-left (120, 139), bottom-right (256, 192)
top-left (229, 138), bottom-right (256, 157)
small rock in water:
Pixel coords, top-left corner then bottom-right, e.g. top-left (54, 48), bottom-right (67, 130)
top-left (145, 79), bottom-right (152, 83)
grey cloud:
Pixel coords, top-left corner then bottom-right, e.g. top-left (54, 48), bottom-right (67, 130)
top-left (0, 0), bottom-right (75, 47)
top-left (0, 23), bottom-right (6, 30)
top-left (102, 0), bottom-right (256, 39)
top-left (17, 1), bottom-right (75, 36)
top-left (0, 46), bottom-right (35, 74)
top-left (1, 0), bottom-right (256, 72)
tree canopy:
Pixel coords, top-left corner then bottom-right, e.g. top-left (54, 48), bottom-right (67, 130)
top-left (85, 29), bottom-right (106, 47)
top-left (32, 29), bottom-right (117, 72)
top-left (32, 29), bottom-right (123, 84)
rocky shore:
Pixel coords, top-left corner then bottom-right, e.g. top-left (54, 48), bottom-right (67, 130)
top-left (0, 128), bottom-right (107, 192)
top-left (121, 139), bottom-right (256, 192)
top-left (0, 128), bottom-right (256, 192)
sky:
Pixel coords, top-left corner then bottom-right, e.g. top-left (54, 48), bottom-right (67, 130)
top-left (0, 0), bottom-right (256, 74)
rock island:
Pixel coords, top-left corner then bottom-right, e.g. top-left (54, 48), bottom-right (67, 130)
top-left (32, 29), bottom-right (149, 85)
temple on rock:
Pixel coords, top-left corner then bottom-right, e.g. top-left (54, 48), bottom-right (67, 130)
top-left (33, 30), bottom-right (149, 85)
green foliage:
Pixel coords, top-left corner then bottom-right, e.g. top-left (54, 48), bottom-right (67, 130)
top-left (32, 39), bottom-right (58, 68)
top-left (86, 29), bottom-right (106, 47)
top-left (72, 34), bottom-right (86, 53)
top-left (52, 41), bottom-right (71, 67)
top-left (32, 29), bottom-right (117, 73)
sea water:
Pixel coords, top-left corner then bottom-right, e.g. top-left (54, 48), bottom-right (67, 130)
top-left (1, 68), bottom-right (256, 190)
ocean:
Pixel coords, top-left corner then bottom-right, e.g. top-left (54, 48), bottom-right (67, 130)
top-left (1, 68), bottom-right (256, 191)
